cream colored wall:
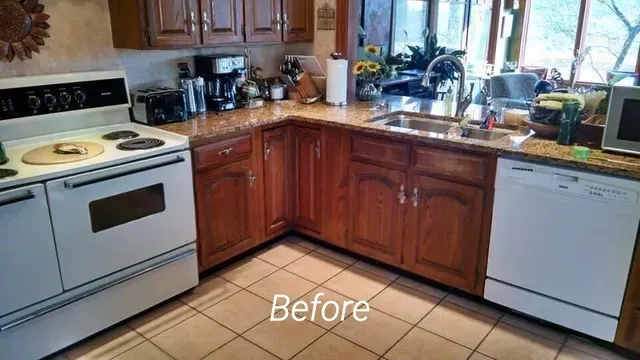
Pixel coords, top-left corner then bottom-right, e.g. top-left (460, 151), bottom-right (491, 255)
top-left (0, 0), bottom-right (287, 89)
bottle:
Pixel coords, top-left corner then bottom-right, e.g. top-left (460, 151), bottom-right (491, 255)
top-left (444, 86), bottom-right (453, 117)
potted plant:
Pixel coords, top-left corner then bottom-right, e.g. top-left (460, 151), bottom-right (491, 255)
top-left (384, 53), bottom-right (405, 78)
top-left (353, 45), bottom-right (388, 101)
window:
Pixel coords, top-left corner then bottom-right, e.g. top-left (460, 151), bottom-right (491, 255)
top-left (522, 0), bottom-right (581, 78)
top-left (393, 0), bottom-right (430, 54)
top-left (437, 0), bottom-right (468, 49)
top-left (467, 0), bottom-right (493, 65)
top-left (578, 0), bottom-right (640, 83)
top-left (521, 0), bottom-right (640, 84)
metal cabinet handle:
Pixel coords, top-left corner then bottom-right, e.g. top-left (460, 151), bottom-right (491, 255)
top-left (398, 185), bottom-right (407, 204)
top-left (218, 148), bottom-right (233, 156)
top-left (315, 140), bottom-right (320, 159)
top-left (190, 12), bottom-right (197, 32)
top-left (411, 187), bottom-right (419, 207)
top-left (283, 13), bottom-right (290, 31)
top-left (64, 157), bottom-right (185, 189)
top-left (249, 170), bottom-right (256, 188)
top-left (0, 190), bottom-right (35, 207)
top-left (203, 11), bottom-right (210, 32)
top-left (264, 142), bottom-right (271, 160)
top-left (275, 13), bottom-right (282, 30)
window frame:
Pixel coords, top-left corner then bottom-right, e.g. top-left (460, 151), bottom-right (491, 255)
top-left (518, 0), bottom-right (640, 85)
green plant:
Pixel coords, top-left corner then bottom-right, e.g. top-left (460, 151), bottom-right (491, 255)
top-left (403, 35), bottom-right (466, 87)
top-left (595, 74), bottom-right (626, 115)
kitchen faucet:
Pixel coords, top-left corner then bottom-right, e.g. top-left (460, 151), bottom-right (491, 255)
top-left (421, 54), bottom-right (472, 117)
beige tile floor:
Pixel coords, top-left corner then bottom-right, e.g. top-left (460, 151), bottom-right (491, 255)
top-left (54, 237), bottom-right (631, 360)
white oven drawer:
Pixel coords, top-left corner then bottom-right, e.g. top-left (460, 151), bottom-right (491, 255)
top-left (46, 151), bottom-right (196, 290)
top-left (0, 184), bottom-right (63, 316)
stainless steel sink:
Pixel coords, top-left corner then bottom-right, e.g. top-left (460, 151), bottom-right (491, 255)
top-left (374, 114), bottom-right (512, 142)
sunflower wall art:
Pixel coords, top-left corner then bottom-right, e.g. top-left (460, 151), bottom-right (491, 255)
top-left (0, 0), bottom-right (50, 62)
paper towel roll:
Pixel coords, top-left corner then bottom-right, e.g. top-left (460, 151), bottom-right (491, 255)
top-left (326, 59), bottom-right (348, 106)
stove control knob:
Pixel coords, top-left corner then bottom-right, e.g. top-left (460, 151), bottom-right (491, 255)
top-left (27, 95), bottom-right (41, 111)
top-left (74, 90), bottom-right (86, 106)
top-left (59, 92), bottom-right (72, 107)
top-left (44, 93), bottom-right (57, 109)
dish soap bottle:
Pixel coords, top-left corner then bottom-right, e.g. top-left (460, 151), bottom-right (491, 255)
top-left (444, 86), bottom-right (454, 117)
top-left (480, 110), bottom-right (497, 130)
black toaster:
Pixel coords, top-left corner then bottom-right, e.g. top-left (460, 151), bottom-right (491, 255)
top-left (130, 87), bottom-right (188, 126)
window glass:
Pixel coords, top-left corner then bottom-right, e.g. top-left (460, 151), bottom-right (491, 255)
top-left (89, 184), bottom-right (165, 233)
top-left (437, 0), bottom-right (467, 49)
top-left (393, 0), bottom-right (430, 54)
top-left (578, 0), bottom-right (640, 83)
top-left (467, 0), bottom-right (493, 65)
top-left (523, 0), bottom-right (580, 78)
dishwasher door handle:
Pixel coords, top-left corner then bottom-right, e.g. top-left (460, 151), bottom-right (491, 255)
top-left (553, 173), bottom-right (579, 182)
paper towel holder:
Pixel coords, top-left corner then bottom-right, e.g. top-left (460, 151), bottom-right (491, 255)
top-left (325, 52), bottom-right (349, 106)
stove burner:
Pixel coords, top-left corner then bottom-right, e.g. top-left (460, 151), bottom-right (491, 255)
top-left (0, 169), bottom-right (18, 179)
top-left (116, 138), bottom-right (165, 151)
top-left (102, 131), bottom-right (140, 141)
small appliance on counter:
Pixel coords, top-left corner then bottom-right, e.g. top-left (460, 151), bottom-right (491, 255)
top-left (602, 76), bottom-right (640, 155)
top-left (177, 62), bottom-right (206, 117)
top-left (130, 87), bottom-right (188, 126)
top-left (195, 54), bottom-right (246, 111)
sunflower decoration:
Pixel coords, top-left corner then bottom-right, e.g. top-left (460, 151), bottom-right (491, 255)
top-left (0, 0), bottom-right (51, 62)
top-left (353, 61), bottom-right (368, 76)
top-left (364, 45), bottom-right (381, 57)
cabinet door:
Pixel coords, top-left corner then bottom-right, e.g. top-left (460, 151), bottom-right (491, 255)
top-left (348, 161), bottom-right (407, 265)
top-left (282, 0), bottom-right (314, 42)
top-left (244, 0), bottom-right (281, 42)
top-left (200, 0), bottom-right (244, 44)
top-left (146, 0), bottom-right (199, 47)
top-left (263, 126), bottom-right (292, 235)
top-left (403, 176), bottom-right (484, 292)
top-left (195, 159), bottom-right (258, 270)
top-left (293, 127), bottom-right (322, 234)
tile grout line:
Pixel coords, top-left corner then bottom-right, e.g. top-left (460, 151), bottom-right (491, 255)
top-left (467, 312), bottom-right (504, 360)
top-left (553, 341), bottom-right (567, 360)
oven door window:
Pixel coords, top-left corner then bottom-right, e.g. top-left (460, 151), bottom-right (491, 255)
top-left (88, 183), bottom-right (166, 233)
top-left (617, 98), bottom-right (640, 142)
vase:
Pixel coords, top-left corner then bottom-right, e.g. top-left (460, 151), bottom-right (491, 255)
top-left (386, 65), bottom-right (400, 78)
top-left (357, 80), bottom-right (379, 102)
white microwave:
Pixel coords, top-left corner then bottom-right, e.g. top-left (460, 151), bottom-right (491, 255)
top-left (602, 76), bottom-right (640, 155)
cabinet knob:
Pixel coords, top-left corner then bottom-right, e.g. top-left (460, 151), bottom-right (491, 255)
top-left (411, 187), bottom-right (419, 207)
top-left (190, 12), bottom-right (197, 32)
top-left (218, 147), bottom-right (233, 156)
top-left (283, 13), bottom-right (290, 31)
top-left (275, 13), bottom-right (282, 30)
top-left (203, 11), bottom-right (210, 32)
top-left (264, 142), bottom-right (271, 160)
top-left (249, 170), bottom-right (256, 188)
top-left (398, 185), bottom-right (407, 205)
top-left (315, 140), bottom-right (320, 159)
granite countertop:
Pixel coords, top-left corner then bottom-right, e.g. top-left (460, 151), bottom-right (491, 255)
top-left (159, 95), bottom-right (640, 180)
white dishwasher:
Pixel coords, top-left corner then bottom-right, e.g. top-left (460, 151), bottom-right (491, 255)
top-left (485, 157), bottom-right (640, 341)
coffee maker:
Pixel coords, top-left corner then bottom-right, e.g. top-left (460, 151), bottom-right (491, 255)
top-left (195, 55), bottom-right (246, 111)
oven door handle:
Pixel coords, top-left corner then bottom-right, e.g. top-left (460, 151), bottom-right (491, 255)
top-left (0, 191), bottom-right (35, 207)
top-left (64, 156), bottom-right (186, 189)
top-left (0, 247), bottom-right (196, 332)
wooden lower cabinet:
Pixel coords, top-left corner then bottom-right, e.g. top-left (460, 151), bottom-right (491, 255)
top-left (293, 126), bottom-right (322, 234)
top-left (616, 231), bottom-right (640, 352)
top-left (403, 175), bottom-right (485, 293)
top-left (347, 161), bottom-right (407, 265)
top-left (262, 126), bottom-right (293, 236)
top-left (195, 158), bottom-right (258, 269)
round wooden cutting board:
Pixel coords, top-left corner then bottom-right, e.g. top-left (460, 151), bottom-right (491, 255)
top-left (22, 142), bottom-right (105, 165)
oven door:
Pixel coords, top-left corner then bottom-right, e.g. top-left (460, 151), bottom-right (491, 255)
top-left (46, 151), bottom-right (196, 290)
top-left (0, 184), bottom-right (63, 316)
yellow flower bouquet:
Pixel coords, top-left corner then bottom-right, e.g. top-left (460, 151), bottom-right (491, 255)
top-left (353, 44), bottom-right (388, 81)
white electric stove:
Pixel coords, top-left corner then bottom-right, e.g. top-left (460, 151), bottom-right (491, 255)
top-left (0, 71), bottom-right (198, 360)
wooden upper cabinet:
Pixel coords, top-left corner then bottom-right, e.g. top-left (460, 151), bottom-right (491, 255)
top-left (282, 0), bottom-right (314, 42)
top-left (146, 0), bottom-right (199, 47)
top-left (403, 176), bottom-right (485, 293)
top-left (293, 127), bottom-right (322, 234)
top-left (200, 0), bottom-right (244, 44)
top-left (244, 0), bottom-right (282, 42)
top-left (195, 159), bottom-right (258, 270)
top-left (348, 161), bottom-right (407, 265)
top-left (263, 127), bottom-right (292, 236)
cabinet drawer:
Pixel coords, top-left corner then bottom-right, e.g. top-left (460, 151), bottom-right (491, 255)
top-left (194, 135), bottom-right (252, 171)
top-left (415, 147), bottom-right (488, 183)
top-left (351, 135), bottom-right (410, 169)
